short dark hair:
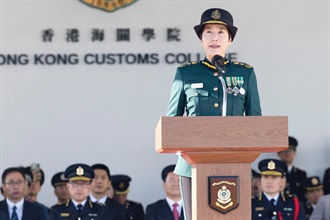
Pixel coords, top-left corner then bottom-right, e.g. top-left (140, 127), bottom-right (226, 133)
top-left (1, 167), bottom-right (26, 183)
top-left (91, 163), bottom-right (111, 180)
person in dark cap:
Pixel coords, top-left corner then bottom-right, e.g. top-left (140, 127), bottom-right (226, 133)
top-left (50, 172), bottom-right (70, 207)
top-left (146, 164), bottom-right (184, 220)
top-left (166, 7), bottom-right (262, 219)
top-left (112, 174), bottom-right (145, 220)
top-left (49, 163), bottom-right (108, 220)
top-left (90, 164), bottom-right (127, 220)
top-left (252, 159), bottom-right (306, 220)
top-left (304, 176), bottom-right (324, 220)
top-left (278, 136), bottom-right (307, 203)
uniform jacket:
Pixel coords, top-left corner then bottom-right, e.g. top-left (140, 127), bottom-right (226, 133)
top-left (0, 199), bottom-right (46, 220)
top-left (123, 200), bottom-right (144, 220)
top-left (304, 201), bottom-right (314, 220)
top-left (309, 194), bottom-right (330, 220)
top-left (322, 167), bottom-right (330, 195)
top-left (167, 58), bottom-right (262, 177)
top-left (252, 192), bottom-right (306, 220)
top-left (286, 166), bottom-right (307, 203)
top-left (103, 197), bottom-right (127, 220)
top-left (145, 199), bottom-right (184, 220)
top-left (49, 199), bottom-right (106, 220)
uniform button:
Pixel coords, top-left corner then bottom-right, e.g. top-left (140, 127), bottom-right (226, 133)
top-left (214, 103), bottom-right (219, 108)
top-left (213, 72), bottom-right (218, 76)
top-left (213, 87), bottom-right (218, 91)
top-left (273, 212), bottom-right (277, 215)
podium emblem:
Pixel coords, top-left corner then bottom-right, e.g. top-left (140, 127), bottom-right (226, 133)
top-left (208, 176), bottom-right (239, 214)
top-left (79, 0), bottom-right (138, 13)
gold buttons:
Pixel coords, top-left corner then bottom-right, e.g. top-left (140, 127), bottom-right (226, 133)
top-left (213, 87), bottom-right (218, 91)
top-left (214, 103), bottom-right (219, 108)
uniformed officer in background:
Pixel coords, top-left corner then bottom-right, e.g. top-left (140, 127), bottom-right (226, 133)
top-left (49, 163), bottom-right (107, 220)
top-left (252, 169), bottom-right (262, 198)
top-left (111, 174), bottom-right (145, 220)
top-left (322, 167), bottom-right (330, 195)
top-left (90, 164), bottom-right (127, 220)
top-left (304, 176), bottom-right (324, 220)
top-left (50, 172), bottom-right (70, 207)
top-left (166, 7), bottom-right (262, 219)
top-left (252, 159), bottom-right (306, 220)
top-left (277, 136), bottom-right (307, 203)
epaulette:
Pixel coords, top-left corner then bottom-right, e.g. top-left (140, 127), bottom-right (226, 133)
top-left (232, 61), bottom-right (252, 68)
top-left (179, 61), bottom-right (199, 67)
top-left (281, 192), bottom-right (287, 202)
top-left (88, 199), bottom-right (93, 208)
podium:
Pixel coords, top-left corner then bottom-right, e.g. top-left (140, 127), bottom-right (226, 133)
top-left (155, 116), bottom-right (288, 220)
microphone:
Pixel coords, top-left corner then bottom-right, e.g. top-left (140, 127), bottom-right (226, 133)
top-left (211, 55), bottom-right (226, 75)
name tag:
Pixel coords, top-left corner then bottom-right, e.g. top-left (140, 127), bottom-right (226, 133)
top-left (191, 83), bottom-right (203, 89)
top-left (255, 207), bottom-right (264, 211)
top-left (60, 213), bottom-right (70, 217)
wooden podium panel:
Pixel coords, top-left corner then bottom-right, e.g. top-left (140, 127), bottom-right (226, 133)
top-left (156, 116), bottom-right (288, 154)
top-left (192, 163), bottom-right (251, 220)
top-left (155, 116), bottom-right (288, 220)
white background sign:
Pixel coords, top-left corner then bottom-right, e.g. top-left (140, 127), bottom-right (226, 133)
top-left (0, 0), bottom-right (329, 209)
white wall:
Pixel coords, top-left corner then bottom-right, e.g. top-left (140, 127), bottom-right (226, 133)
top-left (0, 0), bottom-right (329, 209)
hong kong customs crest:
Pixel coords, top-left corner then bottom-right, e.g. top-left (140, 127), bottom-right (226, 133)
top-left (79, 0), bottom-right (138, 12)
top-left (208, 176), bottom-right (239, 214)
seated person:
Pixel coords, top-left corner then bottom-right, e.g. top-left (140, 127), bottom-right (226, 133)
top-left (145, 164), bottom-right (184, 220)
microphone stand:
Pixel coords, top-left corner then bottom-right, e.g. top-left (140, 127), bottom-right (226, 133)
top-left (212, 55), bottom-right (227, 117)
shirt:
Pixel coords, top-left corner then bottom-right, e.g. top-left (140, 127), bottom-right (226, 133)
top-left (166, 197), bottom-right (182, 216)
top-left (6, 198), bottom-right (24, 220)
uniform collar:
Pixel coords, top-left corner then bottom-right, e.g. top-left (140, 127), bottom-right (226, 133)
top-left (202, 57), bottom-right (229, 70)
top-left (71, 199), bottom-right (87, 208)
top-left (263, 192), bottom-right (280, 205)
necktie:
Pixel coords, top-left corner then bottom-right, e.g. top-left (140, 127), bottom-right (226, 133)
top-left (11, 206), bottom-right (18, 220)
top-left (270, 198), bottom-right (276, 207)
top-left (77, 204), bottom-right (83, 215)
top-left (172, 203), bottom-right (179, 220)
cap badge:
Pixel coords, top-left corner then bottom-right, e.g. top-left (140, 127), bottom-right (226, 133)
top-left (311, 178), bottom-right (318, 185)
top-left (60, 173), bottom-right (66, 181)
top-left (119, 182), bottom-right (125, 189)
top-left (267, 160), bottom-right (276, 170)
top-left (211, 10), bottom-right (221, 20)
top-left (76, 166), bottom-right (84, 176)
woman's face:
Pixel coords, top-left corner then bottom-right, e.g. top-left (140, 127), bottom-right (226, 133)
top-left (201, 24), bottom-right (232, 62)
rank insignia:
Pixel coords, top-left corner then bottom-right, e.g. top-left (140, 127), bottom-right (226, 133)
top-left (79, 0), bottom-right (138, 13)
top-left (311, 178), bottom-right (319, 185)
top-left (208, 176), bottom-right (239, 214)
top-left (76, 166), bottom-right (84, 176)
top-left (267, 160), bottom-right (276, 170)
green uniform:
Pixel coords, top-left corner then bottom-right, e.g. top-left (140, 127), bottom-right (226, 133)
top-left (167, 58), bottom-right (262, 177)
